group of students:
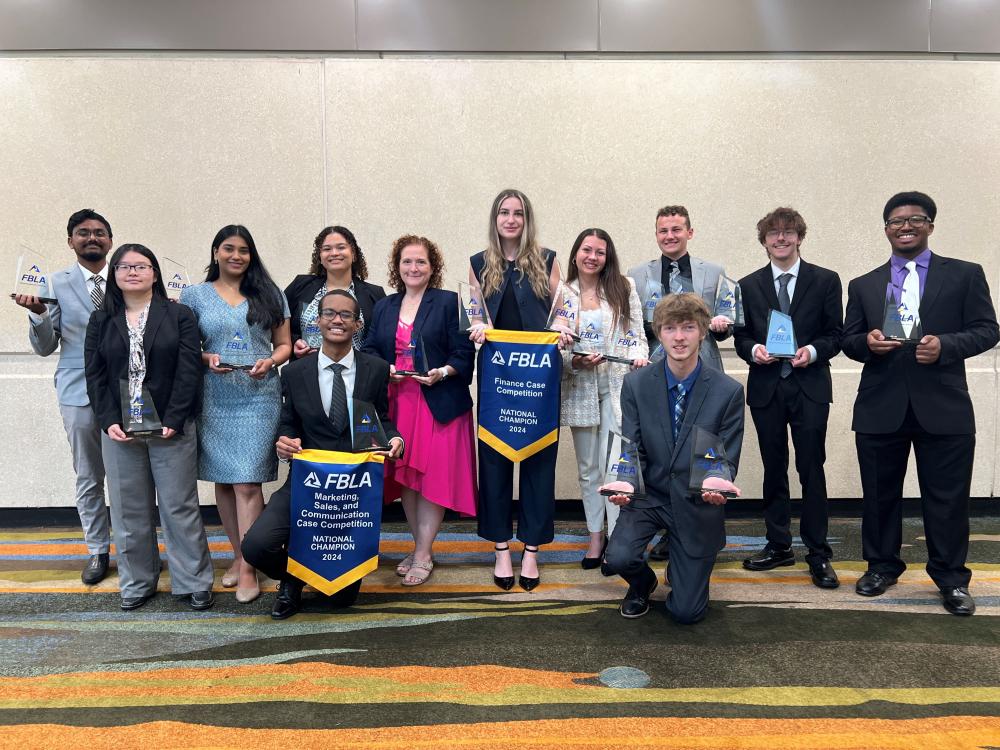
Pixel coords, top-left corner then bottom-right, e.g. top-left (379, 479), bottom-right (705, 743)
top-left (16, 186), bottom-right (997, 622)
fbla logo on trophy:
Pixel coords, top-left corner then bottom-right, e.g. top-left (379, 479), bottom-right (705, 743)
top-left (772, 325), bottom-right (791, 344)
top-left (166, 272), bottom-right (188, 293)
top-left (617, 329), bottom-right (640, 348)
top-left (553, 296), bottom-right (576, 326)
top-left (129, 394), bottom-right (144, 424)
top-left (20, 264), bottom-right (46, 284)
top-left (895, 301), bottom-right (915, 325)
top-left (612, 453), bottom-right (638, 477)
top-left (581, 321), bottom-right (601, 343)
top-left (226, 332), bottom-right (249, 353)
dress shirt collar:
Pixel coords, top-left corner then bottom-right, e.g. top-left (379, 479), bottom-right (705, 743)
top-left (318, 346), bottom-right (355, 372)
top-left (890, 247), bottom-right (932, 273)
top-left (770, 257), bottom-right (801, 281)
top-left (665, 356), bottom-right (701, 392)
top-left (78, 262), bottom-right (108, 284)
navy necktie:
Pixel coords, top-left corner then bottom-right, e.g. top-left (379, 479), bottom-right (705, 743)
top-left (672, 382), bottom-right (687, 441)
top-left (327, 362), bottom-right (348, 432)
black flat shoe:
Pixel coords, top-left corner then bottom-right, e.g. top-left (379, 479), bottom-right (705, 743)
top-left (855, 571), bottom-right (897, 597)
top-left (493, 544), bottom-right (515, 591)
top-left (188, 590), bottom-right (215, 610)
top-left (271, 578), bottom-right (304, 620)
top-left (743, 546), bottom-right (795, 571)
top-left (82, 553), bottom-right (110, 585)
top-left (120, 594), bottom-right (152, 611)
top-left (940, 586), bottom-right (975, 616)
top-left (808, 559), bottom-right (840, 589)
top-left (519, 546), bottom-right (540, 592)
top-left (620, 574), bottom-right (658, 619)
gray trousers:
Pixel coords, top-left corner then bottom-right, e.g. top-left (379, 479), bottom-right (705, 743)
top-left (101, 422), bottom-right (213, 598)
top-left (59, 403), bottom-right (111, 554)
top-left (605, 502), bottom-right (717, 625)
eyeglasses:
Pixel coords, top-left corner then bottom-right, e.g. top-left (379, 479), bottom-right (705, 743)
top-left (113, 263), bottom-right (153, 274)
top-left (765, 229), bottom-right (798, 239)
top-left (318, 309), bottom-right (358, 321)
top-left (74, 229), bottom-right (109, 239)
top-left (885, 215), bottom-right (931, 229)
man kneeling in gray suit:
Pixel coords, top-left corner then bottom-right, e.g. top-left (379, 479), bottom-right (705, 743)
top-left (603, 293), bottom-right (744, 624)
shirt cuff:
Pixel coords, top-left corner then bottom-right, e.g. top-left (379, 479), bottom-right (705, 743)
top-left (806, 344), bottom-right (817, 363)
top-left (28, 309), bottom-right (48, 325)
top-left (751, 343), bottom-right (762, 360)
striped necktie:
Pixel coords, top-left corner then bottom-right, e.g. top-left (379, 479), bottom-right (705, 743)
top-left (327, 362), bottom-right (348, 433)
top-left (777, 273), bottom-right (793, 377)
top-left (90, 275), bottom-right (104, 310)
top-left (672, 382), bottom-right (687, 441)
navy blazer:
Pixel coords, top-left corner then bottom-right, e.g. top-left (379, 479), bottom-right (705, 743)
top-left (284, 273), bottom-right (386, 358)
top-left (84, 296), bottom-right (203, 434)
top-left (363, 287), bottom-right (475, 425)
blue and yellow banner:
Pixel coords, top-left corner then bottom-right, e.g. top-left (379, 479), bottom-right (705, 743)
top-left (478, 330), bottom-right (561, 462)
top-left (287, 449), bottom-right (385, 595)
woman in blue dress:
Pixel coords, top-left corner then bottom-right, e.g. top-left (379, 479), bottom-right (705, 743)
top-left (180, 225), bottom-right (291, 603)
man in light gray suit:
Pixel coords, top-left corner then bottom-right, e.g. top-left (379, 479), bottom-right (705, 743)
top-left (604, 293), bottom-right (744, 625)
top-left (628, 204), bottom-right (735, 560)
top-left (14, 209), bottom-right (113, 584)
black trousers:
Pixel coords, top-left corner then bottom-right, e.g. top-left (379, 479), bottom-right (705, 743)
top-left (749, 376), bottom-right (831, 563)
top-left (476, 440), bottom-right (557, 546)
top-left (605, 502), bottom-right (716, 625)
top-left (241, 479), bottom-right (361, 606)
top-left (855, 405), bottom-right (973, 588)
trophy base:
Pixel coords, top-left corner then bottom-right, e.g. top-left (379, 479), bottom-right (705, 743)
top-left (699, 488), bottom-right (739, 499)
top-left (770, 352), bottom-right (797, 359)
top-left (218, 362), bottom-right (256, 370)
top-left (394, 370), bottom-right (428, 377)
top-left (572, 350), bottom-right (635, 366)
top-left (125, 429), bottom-right (163, 438)
top-left (546, 327), bottom-right (581, 341)
top-left (10, 292), bottom-right (58, 304)
top-left (884, 336), bottom-right (919, 345)
top-left (600, 489), bottom-right (646, 500)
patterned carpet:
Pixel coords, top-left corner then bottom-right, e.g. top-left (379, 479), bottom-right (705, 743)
top-left (1, 516), bottom-right (998, 749)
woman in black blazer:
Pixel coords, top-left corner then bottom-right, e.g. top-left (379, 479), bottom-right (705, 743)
top-left (363, 235), bottom-right (477, 586)
top-left (84, 244), bottom-right (214, 612)
top-left (285, 225), bottom-right (385, 358)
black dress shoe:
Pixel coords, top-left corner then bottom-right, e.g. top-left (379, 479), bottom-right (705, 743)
top-left (743, 546), bottom-right (795, 571)
top-left (519, 546), bottom-right (540, 592)
top-left (619, 575), bottom-right (658, 619)
top-left (855, 571), bottom-right (897, 597)
top-left (493, 544), bottom-right (515, 591)
top-left (82, 553), bottom-right (110, 585)
top-left (648, 535), bottom-right (670, 561)
top-left (188, 590), bottom-right (215, 610)
top-left (940, 586), bottom-right (975, 616)
top-left (808, 560), bottom-right (840, 589)
top-left (271, 578), bottom-right (304, 620)
top-left (120, 594), bottom-right (152, 611)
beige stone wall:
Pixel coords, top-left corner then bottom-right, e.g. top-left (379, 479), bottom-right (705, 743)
top-left (2, 57), bottom-right (998, 508)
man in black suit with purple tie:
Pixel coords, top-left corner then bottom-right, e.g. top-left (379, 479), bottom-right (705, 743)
top-left (242, 289), bottom-right (403, 619)
top-left (734, 208), bottom-right (843, 589)
top-left (841, 191), bottom-right (998, 616)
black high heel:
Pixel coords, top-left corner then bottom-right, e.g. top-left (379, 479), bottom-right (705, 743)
top-left (493, 544), bottom-right (515, 591)
top-left (581, 536), bottom-right (608, 570)
top-left (519, 546), bottom-right (540, 592)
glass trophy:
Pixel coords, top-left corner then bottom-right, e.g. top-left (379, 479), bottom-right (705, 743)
top-left (599, 431), bottom-right (646, 500)
top-left (352, 399), bottom-right (390, 452)
top-left (714, 276), bottom-right (744, 327)
top-left (395, 335), bottom-right (429, 377)
top-left (689, 427), bottom-right (738, 499)
top-left (882, 284), bottom-right (921, 343)
top-left (546, 281), bottom-right (581, 340)
top-left (765, 310), bottom-right (797, 358)
top-left (119, 380), bottom-right (163, 438)
top-left (458, 281), bottom-right (493, 332)
top-left (160, 257), bottom-right (191, 301)
top-left (302, 315), bottom-right (323, 350)
top-left (10, 246), bottom-right (57, 304)
top-left (642, 282), bottom-right (665, 324)
top-left (219, 329), bottom-right (258, 370)
top-left (648, 343), bottom-right (665, 364)
top-left (572, 322), bottom-right (637, 366)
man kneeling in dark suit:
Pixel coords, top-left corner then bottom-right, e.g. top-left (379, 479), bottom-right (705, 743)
top-left (242, 289), bottom-right (403, 619)
top-left (604, 293), bottom-right (744, 625)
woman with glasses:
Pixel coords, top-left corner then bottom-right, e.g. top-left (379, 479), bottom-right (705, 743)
top-left (363, 235), bottom-right (476, 586)
top-left (285, 226), bottom-right (385, 358)
top-left (179, 226), bottom-right (291, 603)
top-left (84, 244), bottom-right (214, 612)
top-left (469, 189), bottom-right (571, 591)
top-left (560, 229), bottom-right (648, 572)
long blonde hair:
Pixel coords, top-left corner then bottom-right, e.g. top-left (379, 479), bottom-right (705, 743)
top-left (480, 189), bottom-right (549, 299)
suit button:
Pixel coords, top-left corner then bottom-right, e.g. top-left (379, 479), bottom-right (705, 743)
top-left (670, 473), bottom-right (676, 479)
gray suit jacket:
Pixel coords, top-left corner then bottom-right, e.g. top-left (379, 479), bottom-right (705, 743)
top-left (620, 360), bottom-right (744, 558)
top-left (628, 254), bottom-right (730, 371)
top-left (28, 264), bottom-right (97, 406)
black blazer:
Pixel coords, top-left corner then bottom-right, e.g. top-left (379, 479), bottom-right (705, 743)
top-left (284, 274), bottom-right (386, 357)
top-left (84, 296), bottom-right (203, 434)
top-left (841, 253), bottom-right (999, 435)
top-left (278, 350), bottom-right (401, 451)
top-left (734, 260), bottom-right (843, 407)
top-left (362, 288), bottom-right (475, 425)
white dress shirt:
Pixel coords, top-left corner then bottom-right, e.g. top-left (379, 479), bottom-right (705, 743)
top-left (317, 347), bottom-right (356, 429)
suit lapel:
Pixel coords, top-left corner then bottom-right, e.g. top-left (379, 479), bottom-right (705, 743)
top-left (789, 261), bottom-right (814, 315)
top-left (757, 265), bottom-right (780, 310)
top-left (672, 365), bottom-right (710, 465)
top-left (63, 267), bottom-right (92, 311)
top-left (919, 253), bottom-right (947, 317)
top-left (142, 298), bottom-right (166, 358)
top-left (690, 257), bottom-right (707, 298)
top-left (412, 291), bottom-right (432, 335)
top-left (353, 352), bottom-right (372, 403)
top-left (647, 363), bottom-right (675, 459)
top-left (304, 354), bottom-right (327, 422)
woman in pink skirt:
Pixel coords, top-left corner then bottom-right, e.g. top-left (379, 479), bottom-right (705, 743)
top-left (363, 235), bottom-right (477, 585)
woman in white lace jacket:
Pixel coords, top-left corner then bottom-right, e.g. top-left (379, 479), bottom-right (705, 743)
top-left (560, 229), bottom-right (648, 571)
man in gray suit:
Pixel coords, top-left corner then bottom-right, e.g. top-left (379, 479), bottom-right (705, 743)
top-left (14, 209), bottom-right (113, 584)
top-left (604, 293), bottom-right (744, 624)
top-left (628, 204), bottom-right (734, 560)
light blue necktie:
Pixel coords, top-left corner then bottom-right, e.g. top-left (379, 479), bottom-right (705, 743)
top-left (672, 382), bottom-right (687, 441)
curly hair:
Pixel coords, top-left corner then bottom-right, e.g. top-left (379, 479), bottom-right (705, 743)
top-left (308, 225), bottom-right (369, 280)
top-left (756, 207), bottom-right (807, 245)
top-left (386, 235), bottom-right (445, 292)
top-left (655, 205), bottom-right (691, 230)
